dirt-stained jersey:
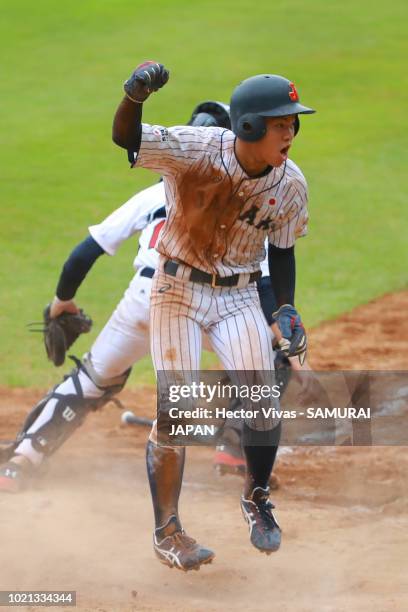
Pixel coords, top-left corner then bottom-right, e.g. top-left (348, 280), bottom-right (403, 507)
top-left (89, 182), bottom-right (279, 277)
top-left (133, 124), bottom-right (308, 276)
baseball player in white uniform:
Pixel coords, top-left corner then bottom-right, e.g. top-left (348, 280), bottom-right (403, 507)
top-left (112, 62), bottom-right (315, 569)
top-left (0, 184), bottom-right (163, 479)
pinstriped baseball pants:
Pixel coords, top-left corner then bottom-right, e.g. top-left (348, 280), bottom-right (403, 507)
top-left (149, 260), bottom-right (278, 436)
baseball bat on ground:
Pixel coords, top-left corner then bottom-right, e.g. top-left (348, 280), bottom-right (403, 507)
top-left (121, 410), bottom-right (154, 427)
top-left (108, 397), bottom-right (154, 427)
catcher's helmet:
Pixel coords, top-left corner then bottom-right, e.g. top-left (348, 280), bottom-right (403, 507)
top-left (230, 74), bottom-right (315, 142)
top-left (188, 100), bottom-right (231, 129)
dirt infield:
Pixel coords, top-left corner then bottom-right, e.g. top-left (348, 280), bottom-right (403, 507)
top-left (0, 291), bottom-right (407, 612)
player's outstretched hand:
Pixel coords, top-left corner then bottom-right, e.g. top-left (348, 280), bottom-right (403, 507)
top-left (124, 61), bottom-right (169, 103)
top-left (273, 304), bottom-right (307, 365)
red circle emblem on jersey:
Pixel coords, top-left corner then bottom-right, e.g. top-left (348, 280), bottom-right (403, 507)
top-left (269, 198), bottom-right (276, 205)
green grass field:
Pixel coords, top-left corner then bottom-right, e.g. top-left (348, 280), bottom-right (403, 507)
top-left (0, 0), bottom-right (406, 387)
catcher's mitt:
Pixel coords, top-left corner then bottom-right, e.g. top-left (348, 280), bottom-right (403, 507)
top-left (40, 305), bottom-right (93, 366)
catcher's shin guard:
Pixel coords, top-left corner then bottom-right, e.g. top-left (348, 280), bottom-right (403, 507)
top-left (146, 437), bottom-right (185, 528)
top-left (14, 356), bottom-right (130, 460)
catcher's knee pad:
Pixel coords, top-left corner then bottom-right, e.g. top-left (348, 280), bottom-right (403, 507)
top-left (81, 352), bottom-right (130, 394)
top-left (16, 356), bottom-right (130, 457)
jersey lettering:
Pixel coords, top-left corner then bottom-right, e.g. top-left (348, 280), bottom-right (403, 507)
top-left (239, 204), bottom-right (274, 230)
top-left (255, 217), bottom-right (274, 230)
top-left (239, 205), bottom-right (259, 225)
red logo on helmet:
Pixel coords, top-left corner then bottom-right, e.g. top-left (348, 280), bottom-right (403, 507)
top-left (288, 82), bottom-right (299, 102)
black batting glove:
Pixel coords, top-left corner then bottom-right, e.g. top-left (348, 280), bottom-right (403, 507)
top-left (272, 304), bottom-right (307, 365)
top-left (124, 61), bottom-right (169, 103)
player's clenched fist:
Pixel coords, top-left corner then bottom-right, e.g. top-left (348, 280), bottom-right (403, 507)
top-left (124, 61), bottom-right (169, 103)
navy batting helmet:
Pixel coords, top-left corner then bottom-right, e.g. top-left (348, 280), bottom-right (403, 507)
top-left (230, 74), bottom-right (315, 142)
top-left (188, 100), bottom-right (231, 129)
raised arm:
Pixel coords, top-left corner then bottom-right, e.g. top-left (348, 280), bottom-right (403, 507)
top-left (112, 61), bottom-right (169, 150)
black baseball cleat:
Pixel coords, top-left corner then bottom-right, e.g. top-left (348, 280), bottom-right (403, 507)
top-left (153, 515), bottom-right (215, 571)
top-left (240, 486), bottom-right (281, 554)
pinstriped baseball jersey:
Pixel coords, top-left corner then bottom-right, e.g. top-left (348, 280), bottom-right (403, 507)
top-left (89, 181), bottom-right (272, 276)
top-left (133, 124), bottom-right (308, 275)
